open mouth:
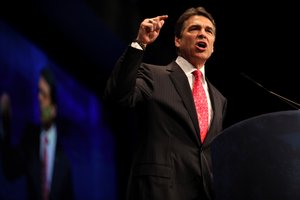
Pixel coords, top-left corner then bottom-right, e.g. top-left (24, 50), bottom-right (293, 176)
top-left (197, 41), bottom-right (207, 48)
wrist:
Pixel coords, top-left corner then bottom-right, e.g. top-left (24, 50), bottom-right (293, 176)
top-left (133, 39), bottom-right (146, 50)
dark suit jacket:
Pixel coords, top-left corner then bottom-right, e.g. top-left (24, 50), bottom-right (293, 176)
top-left (0, 123), bottom-right (74, 200)
top-left (104, 46), bottom-right (227, 200)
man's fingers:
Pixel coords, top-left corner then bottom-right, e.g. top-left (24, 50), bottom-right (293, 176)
top-left (157, 15), bottom-right (168, 21)
top-left (145, 15), bottom-right (168, 31)
top-left (149, 15), bottom-right (168, 24)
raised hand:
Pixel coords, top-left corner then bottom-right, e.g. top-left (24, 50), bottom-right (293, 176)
top-left (135, 15), bottom-right (168, 48)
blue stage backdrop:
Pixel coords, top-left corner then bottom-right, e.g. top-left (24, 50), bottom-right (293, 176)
top-left (0, 20), bottom-right (117, 200)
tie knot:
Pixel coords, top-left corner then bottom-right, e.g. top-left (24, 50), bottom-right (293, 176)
top-left (193, 69), bottom-right (203, 80)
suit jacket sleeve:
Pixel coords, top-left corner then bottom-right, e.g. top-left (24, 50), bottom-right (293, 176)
top-left (104, 46), bottom-right (145, 107)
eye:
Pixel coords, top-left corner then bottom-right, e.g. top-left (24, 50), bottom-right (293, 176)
top-left (188, 25), bottom-right (200, 32)
top-left (206, 27), bottom-right (215, 35)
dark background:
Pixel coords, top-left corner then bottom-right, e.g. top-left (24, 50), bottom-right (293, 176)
top-left (0, 0), bottom-right (299, 199)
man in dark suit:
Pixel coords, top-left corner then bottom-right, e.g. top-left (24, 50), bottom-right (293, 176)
top-left (0, 68), bottom-right (74, 200)
top-left (104, 6), bottom-right (227, 200)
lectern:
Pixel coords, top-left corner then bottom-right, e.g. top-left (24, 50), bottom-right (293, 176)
top-left (211, 110), bottom-right (300, 200)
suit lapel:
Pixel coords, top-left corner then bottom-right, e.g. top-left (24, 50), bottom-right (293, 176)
top-left (203, 80), bottom-right (220, 146)
top-left (168, 62), bottom-right (201, 144)
top-left (50, 143), bottom-right (63, 199)
top-left (28, 128), bottom-right (43, 199)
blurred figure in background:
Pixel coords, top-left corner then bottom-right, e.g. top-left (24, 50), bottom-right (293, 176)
top-left (0, 67), bottom-right (74, 200)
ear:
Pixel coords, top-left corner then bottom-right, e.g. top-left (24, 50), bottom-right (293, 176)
top-left (175, 36), bottom-right (180, 48)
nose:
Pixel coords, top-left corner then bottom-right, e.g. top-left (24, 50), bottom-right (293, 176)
top-left (197, 31), bottom-right (206, 39)
top-left (38, 92), bottom-right (42, 101)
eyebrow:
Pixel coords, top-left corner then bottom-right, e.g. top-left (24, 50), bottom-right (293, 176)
top-left (188, 24), bottom-right (214, 31)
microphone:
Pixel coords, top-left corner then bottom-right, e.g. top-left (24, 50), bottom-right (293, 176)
top-left (240, 72), bottom-right (300, 110)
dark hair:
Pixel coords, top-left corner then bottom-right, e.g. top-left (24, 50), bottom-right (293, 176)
top-left (40, 67), bottom-right (57, 105)
top-left (174, 6), bottom-right (216, 38)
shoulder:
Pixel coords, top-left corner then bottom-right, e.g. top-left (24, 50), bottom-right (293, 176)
top-left (141, 60), bottom-right (177, 73)
top-left (207, 80), bottom-right (227, 100)
top-left (23, 123), bottom-right (40, 138)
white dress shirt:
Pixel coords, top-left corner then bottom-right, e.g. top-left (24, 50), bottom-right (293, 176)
top-left (40, 124), bottom-right (57, 191)
top-left (175, 56), bottom-right (213, 128)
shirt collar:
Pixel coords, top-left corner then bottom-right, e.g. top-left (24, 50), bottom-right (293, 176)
top-left (41, 123), bottom-right (57, 144)
top-left (175, 56), bottom-right (206, 78)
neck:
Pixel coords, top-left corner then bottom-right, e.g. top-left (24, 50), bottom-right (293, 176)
top-left (42, 121), bottom-right (54, 131)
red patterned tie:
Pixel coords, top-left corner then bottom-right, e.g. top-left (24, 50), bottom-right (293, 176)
top-left (192, 70), bottom-right (208, 143)
top-left (42, 136), bottom-right (49, 200)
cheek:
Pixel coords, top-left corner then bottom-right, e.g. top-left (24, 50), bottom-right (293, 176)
top-left (40, 99), bottom-right (51, 109)
top-left (208, 38), bottom-right (215, 47)
top-left (180, 39), bottom-right (193, 49)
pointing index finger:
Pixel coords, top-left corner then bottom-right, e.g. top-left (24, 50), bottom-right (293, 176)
top-left (158, 15), bottom-right (168, 21)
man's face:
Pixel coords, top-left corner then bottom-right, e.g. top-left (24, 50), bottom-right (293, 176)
top-left (38, 76), bottom-right (55, 127)
top-left (175, 15), bottom-right (215, 68)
